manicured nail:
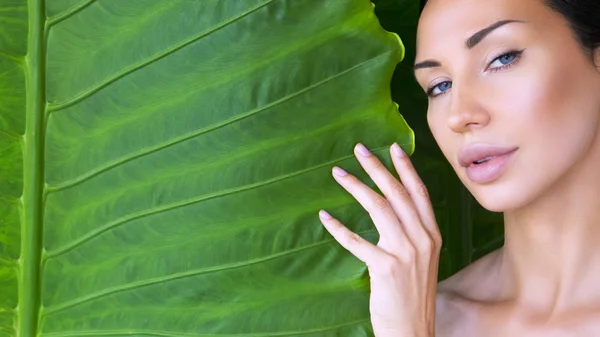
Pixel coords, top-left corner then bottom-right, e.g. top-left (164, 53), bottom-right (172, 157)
top-left (391, 143), bottom-right (406, 158)
top-left (332, 166), bottom-right (348, 177)
top-left (355, 143), bottom-right (371, 157)
top-left (319, 210), bottom-right (333, 220)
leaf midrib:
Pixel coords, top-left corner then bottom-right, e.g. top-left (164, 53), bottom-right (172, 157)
top-left (19, 0), bottom-right (45, 336)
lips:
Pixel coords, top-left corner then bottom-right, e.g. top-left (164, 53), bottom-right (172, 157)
top-left (458, 144), bottom-right (518, 168)
top-left (457, 144), bottom-right (519, 183)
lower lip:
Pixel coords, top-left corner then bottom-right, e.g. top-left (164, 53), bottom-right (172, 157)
top-left (465, 150), bottom-right (517, 184)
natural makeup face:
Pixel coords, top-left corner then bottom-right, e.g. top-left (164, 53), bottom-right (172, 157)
top-left (414, 0), bottom-right (600, 212)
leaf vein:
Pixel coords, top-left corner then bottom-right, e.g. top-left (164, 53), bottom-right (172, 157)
top-left (44, 145), bottom-right (395, 259)
top-left (45, 51), bottom-right (393, 193)
top-left (0, 128), bottom-right (23, 141)
top-left (46, 0), bottom-right (96, 28)
top-left (45, 0), bottom-right (278, 113)
top-left (0, 50), bottom-right (24, 62)
top-left (43, 229), bottom-right (376, 315)
top-left (0, 194), bottom-right (20, 205)
top-left (42, 318), bottom-right (370, 337)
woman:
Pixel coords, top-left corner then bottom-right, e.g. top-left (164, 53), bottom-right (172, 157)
top-left (318, 0), bottom-right (600, 336)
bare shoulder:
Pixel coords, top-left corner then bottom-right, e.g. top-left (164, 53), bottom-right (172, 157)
top-left (435, 288), bottom-right (468, 337)
top-left (435, 249), bottom-right (503, 337)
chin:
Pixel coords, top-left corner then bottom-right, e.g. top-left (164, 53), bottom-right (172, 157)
top-left (458, 174), bottom-right (541, 213)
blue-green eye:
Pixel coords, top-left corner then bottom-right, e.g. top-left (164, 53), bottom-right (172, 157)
top-left (499, 54), bottom-right (516, 64)
top-left (489, 50), bottom-right (524, 70)
top-left (427, 81), bottom-right (452, 97)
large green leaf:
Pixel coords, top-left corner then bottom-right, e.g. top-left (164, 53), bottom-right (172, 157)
top-left (0, 0), bottom-right (416, 335)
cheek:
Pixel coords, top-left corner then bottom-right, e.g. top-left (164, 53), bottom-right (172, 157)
top-left (508, 55), bottom-right (599, 165)
top-left (478, 55), bottom-right (600, 210)
top-left (510, 70), bottom-right (574, 129)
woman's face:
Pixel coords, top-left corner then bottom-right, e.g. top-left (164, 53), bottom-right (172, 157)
top-left (414, 0), bottom-right (600, 212)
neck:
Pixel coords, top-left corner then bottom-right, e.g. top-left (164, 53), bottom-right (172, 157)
top-left (499, 136), bottom-right (600, 314)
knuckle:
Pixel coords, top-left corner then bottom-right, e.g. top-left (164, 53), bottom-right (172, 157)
top-left (391, 183), bottom-right (410, 199)
top-left (370, 158), bottom-right (385, 170)
top-left (372, 197), bottom-right (391, 211)
top-left (432, 231), bottom-right (443, 248)
top-left (400, 157), bottom-right (413, 169)
top-left (343, 174), bottom-right (356, 184)
top-left (343, 175), bottom-right (360, 188)
top-left (417, 235), bottom-right (436, 253)
top-left (414, 231), bottom-right (442, 254)
top-left (417, 183), bottom-right (429, 197)
top-left (344, 231), bottom-right (363, 246)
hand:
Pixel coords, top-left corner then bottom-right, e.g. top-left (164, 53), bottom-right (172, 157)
top-left (318, 143), bottom-right (441, 337)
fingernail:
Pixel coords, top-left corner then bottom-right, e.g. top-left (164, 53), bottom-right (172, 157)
top-left (332, 166), bottom-right (348, 176)
top-left (319, 210), bottom-right (333, 220)
top-left (355, 143), bottom-right (371, 157)
top-left (391, 143), bottom-right (406, 158)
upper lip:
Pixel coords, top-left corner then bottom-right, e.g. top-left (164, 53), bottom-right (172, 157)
top-left (458, 144), bottom-right (518, 167)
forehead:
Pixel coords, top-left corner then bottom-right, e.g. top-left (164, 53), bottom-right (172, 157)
top-left (415, 0), bottom-right (556, 57)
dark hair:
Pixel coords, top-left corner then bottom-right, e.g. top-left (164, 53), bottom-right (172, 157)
top-left (543, 0), bottom-right (600, 57)
top-left (420, 0), bottom-right (600, 58)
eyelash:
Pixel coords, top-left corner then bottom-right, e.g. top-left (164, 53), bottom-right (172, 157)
top-left (426, 49), bottom-right (525, 99)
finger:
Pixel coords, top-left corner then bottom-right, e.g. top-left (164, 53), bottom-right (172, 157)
top-left (318, 209), bottom-right (387, 265)
top-left (353, 143), bottom-right (424, 242)
top-left (390, 143), bottom-right (440, 240)
top-left (331, 166), bottom-right (410, 248)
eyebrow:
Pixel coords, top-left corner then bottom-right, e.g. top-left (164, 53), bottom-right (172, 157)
top-left (414, 19), bottom-right (526, 71)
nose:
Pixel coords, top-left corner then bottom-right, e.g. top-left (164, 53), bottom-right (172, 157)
top-left (446, 84), bottom-right (490, 133)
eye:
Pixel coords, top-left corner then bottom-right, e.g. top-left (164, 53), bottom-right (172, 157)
top-left (488, 50), bottom-right (524, 71)
top-left (426, 81), bottom-right (452, 98)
